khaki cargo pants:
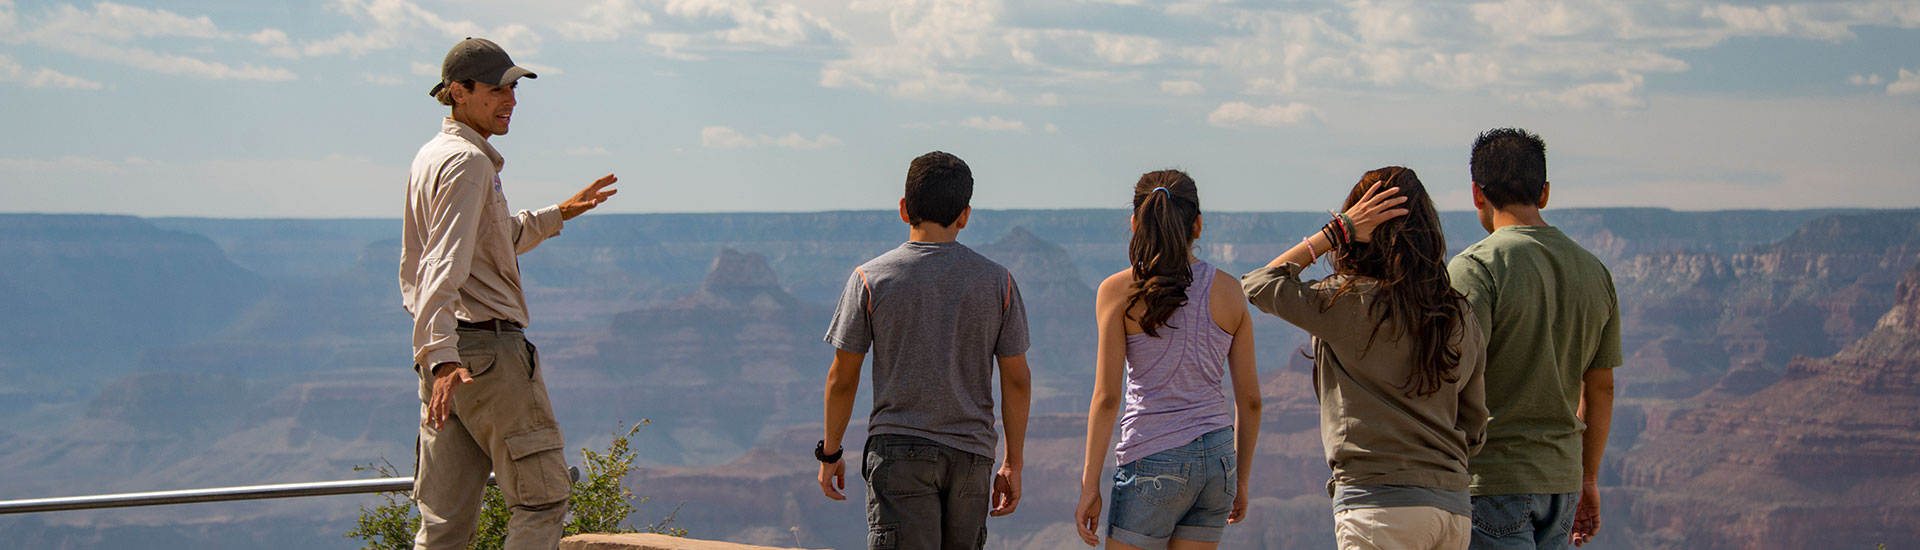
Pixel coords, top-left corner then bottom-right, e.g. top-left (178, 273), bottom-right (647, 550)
top-left (414, 326), bottom-right (571, 550)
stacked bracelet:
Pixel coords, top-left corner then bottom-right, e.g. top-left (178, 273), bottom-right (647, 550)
top-left (1321, 213), bottom-right (1354, 252)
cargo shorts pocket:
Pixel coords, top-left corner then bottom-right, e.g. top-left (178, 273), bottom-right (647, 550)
top-left (867, 522), bottom-right (897, 550)
top-left (873, 444), bottom-right (942, 497)
top-left (1471, 495), bottom-right (1531, 539)
top-left (504, 427), bottom-right (570, 505)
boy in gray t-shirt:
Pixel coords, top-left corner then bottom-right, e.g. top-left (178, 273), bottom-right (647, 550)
top-left (816, 151), bottom-right (1034, 550)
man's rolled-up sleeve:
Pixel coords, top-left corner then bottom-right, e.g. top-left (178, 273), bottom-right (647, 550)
top-left (509, 204), bottom-right (564, 254)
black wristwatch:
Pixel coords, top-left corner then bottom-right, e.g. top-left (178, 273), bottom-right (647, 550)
top-left (814, 440), bottom-right (844, 463)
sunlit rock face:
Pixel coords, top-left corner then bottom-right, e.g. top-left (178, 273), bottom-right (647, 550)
top-left (1618, 262), bottom-right (1920, 550)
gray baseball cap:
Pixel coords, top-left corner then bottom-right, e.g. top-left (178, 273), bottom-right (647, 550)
top-left (428, 37), bottom-right (537, 97)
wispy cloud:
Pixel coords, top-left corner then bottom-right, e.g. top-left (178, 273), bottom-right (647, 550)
top-left (1849, 73), bottom-right (1884, 86)
top-left (301, 0), bottom-right (541, 58)
top-left (361, 73), bottom-right (402, 86)
top-left (5, 1), bottom-right (296, 81)
top-left (1161, 80), bottom-right (1204, 96)
top-left (567, 146), bottom-right (610, 156)
top-left (959, 115), bottom-right (1025, 132)
top-left (701, 125), bottom-right (841, 149)
top-left (1890, 68), bottom-right (1920, 96)
top-left (0, 53), bottom-right (103, 89)
top-left (1206, 101), bottom-right (1320, 128)
top-left (553, 0), bottom-right (653, 41)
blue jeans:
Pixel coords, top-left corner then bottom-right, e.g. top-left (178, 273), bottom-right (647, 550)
top-left (1468, 493), bottom-right (1576, 550)
top-left (1108, 428), bottom-right (1237, 549)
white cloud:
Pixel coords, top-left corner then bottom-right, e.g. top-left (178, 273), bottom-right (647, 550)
top-left (1043, 123), bottom-right (1060, 133)
top-left (1161, 79), bottom-right (1204, 95)
top-left (554, 0), bottom-right (653, 41)
top-left (701, 125), bottom-right (758, 149)
top-left (5, 2), bottom-right (296, 81)
top-left (0, 54), bottom-right (103, 89)
top-left (1891, 68), bottom-right (1920, 96)
top-left (1075, 30), bottom-right (1159, 64)
top-left (1509, 70), bottom-right (1646, 109)
top-left (519, 62), bottom-right (564, 76)
top-left (1206, 101), bottom-right (1320, 128)
top-left (647, 0), bottom-right (843, 53)
top-left (1034, 92), bottom-right (1061, 105)
top-left (1701, 4), bottom-right (1857, 42)
top-left (647, 33), bottom-right (708, 61)
top-left (1242, 77), bottom-right (1291, 96)
top-left (700, 125), bottom-right (841, 149)
top-left (1849, 73), bottom-right (1883, 86)
top-left (764, 132), bottom-right (841, 149)
top-left (361, 73), bottom-right (403, 86)
top-left (1469, 0), bottom-right (1604, 43)
top-left (959, 115), bottom-right (1025, 132)
top-left (567, 146), bottom-right (610, 156)
top-left (412, 62), bottom-right (440, 78)
top-left (302, 0), bottom-right (542, 58)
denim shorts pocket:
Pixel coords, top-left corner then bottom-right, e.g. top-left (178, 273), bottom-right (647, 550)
top-left (1471, 495), bottom-right (1532, 539)
top-left (1220, 455), bottom-right (1238, 498)
top-left (875, 444), bottom-right (942, 497)
top-left (1120, 459), bottom-right (1190, 507)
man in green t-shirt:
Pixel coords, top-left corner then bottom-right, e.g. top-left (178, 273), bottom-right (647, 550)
top-left (1448, 128), bottom-right (1622, 550)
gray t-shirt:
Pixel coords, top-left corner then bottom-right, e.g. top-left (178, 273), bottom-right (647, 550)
top-left (825, 241), bottom-right (1030, 458)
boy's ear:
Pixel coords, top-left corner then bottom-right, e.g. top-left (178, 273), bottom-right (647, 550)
top-left (954, 207), bottom-right (971, 230)
top-left (1537, 182), bottom-right (1551, 209)
top-left (1470, 183), bottom-right (1487, 210)
top-left (899, 198), bottom-right (912, 226)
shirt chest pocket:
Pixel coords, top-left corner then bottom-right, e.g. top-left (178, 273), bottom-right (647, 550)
top-left (478, 183), bottom-right (514, 259)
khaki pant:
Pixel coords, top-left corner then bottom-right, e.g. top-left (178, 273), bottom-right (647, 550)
top-left (1335, 506), bottom-right (1471, 550)
top-left (414, 327), bottom-right (571, 550)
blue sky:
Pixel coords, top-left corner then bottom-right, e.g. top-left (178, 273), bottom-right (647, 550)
top-left (1, 0), bottom-right (1917, 217)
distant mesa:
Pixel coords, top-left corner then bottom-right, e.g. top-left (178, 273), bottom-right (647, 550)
top-left (980, 226), bottom-right (1093, 302)
top-left (678, 248), bottom-right (801, 310)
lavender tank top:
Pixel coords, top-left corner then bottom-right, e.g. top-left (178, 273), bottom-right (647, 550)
top-left (1115, 260), bottom-right (1237, 465)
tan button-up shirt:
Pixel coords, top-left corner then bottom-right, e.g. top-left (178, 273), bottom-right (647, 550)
top-left (400, 118), bottom-right (564, 368)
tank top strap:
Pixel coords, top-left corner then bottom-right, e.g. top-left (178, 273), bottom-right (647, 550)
top-left (1189, 260), bottom-right (1214, 310)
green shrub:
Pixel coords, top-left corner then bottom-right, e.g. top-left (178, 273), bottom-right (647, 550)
top-left (348, 419), bottom-right (684, 549)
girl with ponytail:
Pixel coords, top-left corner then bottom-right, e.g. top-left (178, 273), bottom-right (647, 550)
top-left (1076, 170), bottom-right (1261, 549)
top-left (1240, 167), bottom-right (1488, 550)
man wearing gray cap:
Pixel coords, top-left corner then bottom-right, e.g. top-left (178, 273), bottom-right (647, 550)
top-left (401, 37), bottom-right (618, 550)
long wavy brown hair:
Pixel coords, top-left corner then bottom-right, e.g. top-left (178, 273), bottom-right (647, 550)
top-left (1126, 170), bottom-right (1201, 337)
top-left (1327, 166), bottom-right (1469, 398)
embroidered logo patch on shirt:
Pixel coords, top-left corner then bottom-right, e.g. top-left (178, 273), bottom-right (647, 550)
top-left (492, 175), bottom-right (502, 193)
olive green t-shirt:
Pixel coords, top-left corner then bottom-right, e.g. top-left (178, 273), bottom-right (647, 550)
top-left (1448, 225), bottom-right (1622, 496)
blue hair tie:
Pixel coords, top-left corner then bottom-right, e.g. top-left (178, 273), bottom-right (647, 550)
top-left (1151, 187), bottom-right (1170, 197)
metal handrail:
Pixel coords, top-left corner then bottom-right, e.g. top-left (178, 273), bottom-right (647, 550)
top-left (0, 467), bottom-right (578, 515)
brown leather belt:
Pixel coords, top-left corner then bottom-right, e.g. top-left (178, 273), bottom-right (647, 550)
top-left (457, 319), bottom-right (522, 332)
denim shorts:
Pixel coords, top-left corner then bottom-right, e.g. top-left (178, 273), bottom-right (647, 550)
top-left (1108, 428), bottom-right (1236, 549)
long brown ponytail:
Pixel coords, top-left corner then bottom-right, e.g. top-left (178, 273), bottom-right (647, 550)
top-left (1126, 170), bottom-right (1202, 337)
top-left (1330, 167), bottom-right (1469, 398)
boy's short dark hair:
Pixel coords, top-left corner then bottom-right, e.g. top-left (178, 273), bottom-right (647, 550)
top-left (904, 151), bottom-right (974, 227)
top-left (1470, 128), bottom-right (1548, 208)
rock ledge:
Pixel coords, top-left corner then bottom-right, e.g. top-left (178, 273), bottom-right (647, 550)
top-left (561, 533), bottom-right (825, 550)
